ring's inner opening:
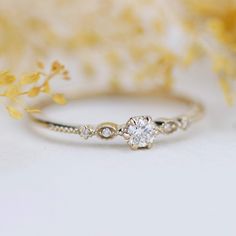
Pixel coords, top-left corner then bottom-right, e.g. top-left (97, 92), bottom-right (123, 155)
top-left (42, 95), bottom-right (190, 125)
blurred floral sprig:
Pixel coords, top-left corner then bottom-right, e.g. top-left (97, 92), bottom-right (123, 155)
top-left (178, 0), bottom-right (236, 104)
top-left (0, 0), bottom-right (236, 120)
top-left (0, 61), bottom-right (69, 119)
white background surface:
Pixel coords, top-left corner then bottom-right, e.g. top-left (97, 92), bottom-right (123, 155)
top-left (0, 62), bottom-right (236, 236)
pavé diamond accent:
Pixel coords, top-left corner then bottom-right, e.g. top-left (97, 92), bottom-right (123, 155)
top-left (123, 116), bottom-right (157, 149)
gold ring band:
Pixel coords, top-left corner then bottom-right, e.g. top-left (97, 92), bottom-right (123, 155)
top-left (29, 89), bottom-right (204, 150)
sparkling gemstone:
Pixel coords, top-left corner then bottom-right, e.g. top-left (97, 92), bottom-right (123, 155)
top-left (96, 122), bottom-right (118, 139)
top-left (80, 125), bottom-right (94, 139)
top-left (124, 116), bottom-right (156, 149)
top-left (101, 128), bottom-right (112, 138)
top-left (163, 121), bottom-right (177, 134)
top-left (177, 116), bottom-right (189, 130)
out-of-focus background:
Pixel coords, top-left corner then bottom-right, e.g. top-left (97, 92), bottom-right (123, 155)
top-left (1, 0), bottom-right (236, 107)
top-left (0, 1), bottom-right (236, 236)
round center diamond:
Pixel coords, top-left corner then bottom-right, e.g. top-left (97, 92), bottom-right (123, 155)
top-left (124, 116), bottom-right (157, 149)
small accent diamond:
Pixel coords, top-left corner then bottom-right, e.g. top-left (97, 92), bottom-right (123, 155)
top-left (163, 121), bottom-right (178, 134)
top-left (96, 122), bottom-right (118, 139)
top-left (101, 128), bottom-right (112, 138)
top-left (177, 116), bottom-right (189, 130)
top-left (79, 125), bottom-right (94, 139)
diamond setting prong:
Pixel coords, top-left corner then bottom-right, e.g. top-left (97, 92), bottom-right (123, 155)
top-left (147, 142), bottom-right (153, 149)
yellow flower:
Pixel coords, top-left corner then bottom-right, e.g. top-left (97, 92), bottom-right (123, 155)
top-left (20, 73), bottom-right (40, 85)
top-left (6, 106), bottom-right (23, 120)
top-left (52, 93), bottom-right (67, 105)
top-left (0, 72), bottom-right (16, 86)
top-left (0, 61), bottom-right (69, 119)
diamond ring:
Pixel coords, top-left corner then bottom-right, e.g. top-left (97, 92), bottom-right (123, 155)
top-left (29, 89), bottom-right (204, 150)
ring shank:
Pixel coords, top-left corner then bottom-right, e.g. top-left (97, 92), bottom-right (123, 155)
top-left (30, 89), bottom-right (204, 135)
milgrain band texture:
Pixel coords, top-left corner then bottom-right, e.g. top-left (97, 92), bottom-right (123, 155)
top-left (30, 89), bottom-right (204, 150)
